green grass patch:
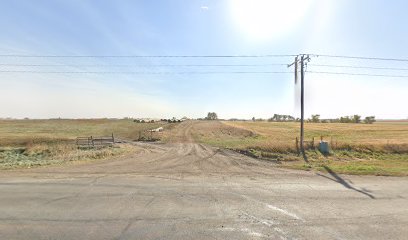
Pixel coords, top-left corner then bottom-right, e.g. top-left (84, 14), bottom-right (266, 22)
top-left (277, 150), bottom-right (408, 176)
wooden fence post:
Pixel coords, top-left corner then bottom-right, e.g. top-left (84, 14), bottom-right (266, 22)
top-left (312, 137), bottom-right (315, 149)
top-left (296, 137), bottom-right (299, 155)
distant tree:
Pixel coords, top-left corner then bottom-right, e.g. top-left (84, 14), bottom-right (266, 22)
top-left (340, 116), bottom-right (352, 123)
top-left (311, 114), bottom-right (320, 123)
top-left (352, 115), bottom-right (361, 123)
top-left (252, 117), bottom-right (256, 122)
top-left (205, 112), bottom-right (218, 120)
top-left (271, 114), bottom-right (281, 122)
top-left (269, 114), bottom-right (295, 122)
top-left (364, 116), bottom-right (376, 124)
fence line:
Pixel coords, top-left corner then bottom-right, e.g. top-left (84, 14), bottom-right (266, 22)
top-left (295, 135), bottom-right (338, 154)
top-left (76, 133), bottom-right (114, 148)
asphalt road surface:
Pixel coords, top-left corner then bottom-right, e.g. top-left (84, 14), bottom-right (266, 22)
top-left (1, 122), bottom-right (407, 239)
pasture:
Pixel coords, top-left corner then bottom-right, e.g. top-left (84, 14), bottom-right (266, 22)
top-left (1, 119), bottom-right (407, 175)
top-left (191, 121), bottom-right (408, 176)
top-left (0, 119), bottom-right (170, 169)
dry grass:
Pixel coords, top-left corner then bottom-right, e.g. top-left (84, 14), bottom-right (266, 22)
top-left (222, 121), bottom-right (408, 153)
top-left (0, 119), bottom-right (170, 146)
top-left (0, 119), bottom-right (172, 169)
top-left (0, 143), bottom-right (136, 169)
top-left (193, 120), bottom-right (408, 176)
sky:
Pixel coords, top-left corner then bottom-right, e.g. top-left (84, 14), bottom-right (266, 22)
top-left (0, 0), bottom-right (407, 119)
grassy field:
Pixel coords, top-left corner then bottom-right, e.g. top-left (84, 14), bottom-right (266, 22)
top-left (223, 121), bottom-right (408, 152)
top-left (0, 119), bottom-right (169, 145)
top-left (1, 119), bottom-right (407, 175)
top-left (192, 121), bottom-right (408, 176)
top-left (0, 119), bottom-right (171, 169)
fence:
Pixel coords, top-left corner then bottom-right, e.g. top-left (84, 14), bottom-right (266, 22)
top-left (76, 134), bottom-right (115, 148)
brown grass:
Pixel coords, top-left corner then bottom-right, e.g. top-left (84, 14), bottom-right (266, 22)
top-left (222, 121), bottom-right (408, 153)
top-left (193, 121), bottom-right (408, 176)
top-left (0, 119), bottom-right (173, 169)
top-left (0, 119), bottom-right (170, 146)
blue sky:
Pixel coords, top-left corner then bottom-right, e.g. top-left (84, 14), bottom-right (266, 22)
top-left (0, 0), bottom-right (407, 119)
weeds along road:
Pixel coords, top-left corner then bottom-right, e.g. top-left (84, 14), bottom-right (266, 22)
top-left (0, 121), bottom-right (407, 239)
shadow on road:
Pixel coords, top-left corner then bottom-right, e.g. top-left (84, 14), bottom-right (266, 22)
top-left (317, 166), bottom-right (375, 199)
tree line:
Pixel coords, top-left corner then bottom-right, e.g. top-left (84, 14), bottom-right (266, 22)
top-left (203, 112), bottom-right (376, 124)
top-left (309, 114), bottom-right (376, 124)
top-left (251, 114), bottom-right (376, 124)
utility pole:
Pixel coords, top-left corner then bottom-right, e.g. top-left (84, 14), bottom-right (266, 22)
top-left (300, 55), bottom-right (305, 153)
top-left (288, 54), bottom-right (310, 157)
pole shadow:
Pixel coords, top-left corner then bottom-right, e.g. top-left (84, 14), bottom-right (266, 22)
top-left (316, 166), bottom-right (375, 199)
top-left (302, 151), bottom-right (309, 163)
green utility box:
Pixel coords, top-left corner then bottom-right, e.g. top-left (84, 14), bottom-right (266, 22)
top-left (319, 141), bottom-right (330, 154)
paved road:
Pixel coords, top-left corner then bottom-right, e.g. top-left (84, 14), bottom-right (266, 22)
top-left (1, 122), bottom-right (407, 239)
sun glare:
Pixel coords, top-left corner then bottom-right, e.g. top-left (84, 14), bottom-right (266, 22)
top-left (230, 0), bottom-right (313, 41)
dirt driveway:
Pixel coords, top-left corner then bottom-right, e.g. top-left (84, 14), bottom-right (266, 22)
top-left (1, 121), bottom-right (407, 239)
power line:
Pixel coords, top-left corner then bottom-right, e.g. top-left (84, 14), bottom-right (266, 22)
top-left (1, 53), bottom-right (408, 61)
top-left (0, 54), bottom-right (296, 58)
top-left (2, 69), bottom-right (406, 77)
top-left (2, 63), bottom-right (405, 71)
top-left (308, 54), bottom-right (408, 62)
top-left (308, 71), bottom-right (408, 78)
top-left (310, 64), bottom-right (408, 71)
top-left (0, 70), bottom-right (292, 74)
top-left (0, 63), bottom-right (287, 67)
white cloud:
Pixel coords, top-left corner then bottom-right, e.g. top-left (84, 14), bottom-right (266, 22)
top-left (200, 6), bottom-right (209, 11)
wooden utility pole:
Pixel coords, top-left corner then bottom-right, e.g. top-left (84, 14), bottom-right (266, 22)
top-left (300, 55), bottom-right (305, 153)
top-left (288, 54), bottom-right (310, 157)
